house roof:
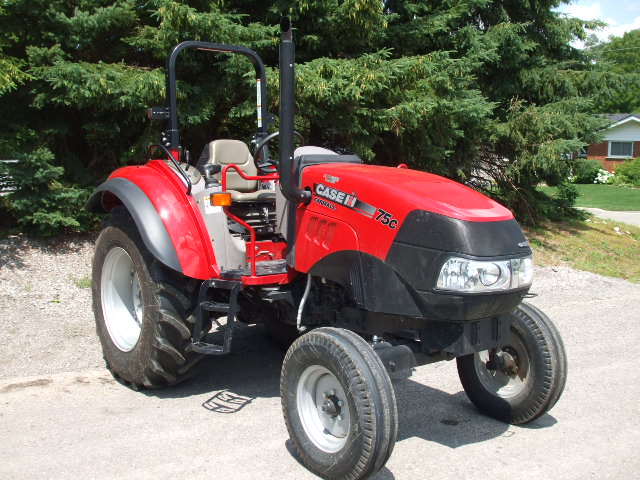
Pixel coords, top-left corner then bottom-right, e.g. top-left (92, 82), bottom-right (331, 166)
top-left (603, 113), bottom-right (640, 128)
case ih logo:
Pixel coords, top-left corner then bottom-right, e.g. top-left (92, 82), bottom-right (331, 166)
top-left (314, 183), bottom-right (376, 218)
top-left (324, 174), bottom-right (339, 184)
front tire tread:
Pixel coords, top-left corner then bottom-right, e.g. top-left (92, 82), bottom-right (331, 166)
top-left (281, 327), bottom-right (397, 480)
top-left (456, 301), bottom-right (567, 425)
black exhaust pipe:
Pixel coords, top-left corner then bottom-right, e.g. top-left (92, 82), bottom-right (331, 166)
top-left (278, 17), bottom-right (311, 204)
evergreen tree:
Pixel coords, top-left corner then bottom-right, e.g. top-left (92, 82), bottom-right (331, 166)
top-left (0, 0), bottom-right (625, 233)
top-left (0, 0), bottom-right (273, 234)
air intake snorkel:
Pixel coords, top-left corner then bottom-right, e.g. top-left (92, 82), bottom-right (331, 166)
top-left (278, 17), bottom-right (311, 204)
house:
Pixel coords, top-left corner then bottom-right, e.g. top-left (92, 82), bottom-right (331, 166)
top-left (587, 114), bottom-right (640, 172)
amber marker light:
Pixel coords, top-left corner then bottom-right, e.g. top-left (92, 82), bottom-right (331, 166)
top-left (211, 192), bottom-right (232, 206)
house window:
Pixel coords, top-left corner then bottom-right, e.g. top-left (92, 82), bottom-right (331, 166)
top-left (608, 141), bottom-right (633, 158)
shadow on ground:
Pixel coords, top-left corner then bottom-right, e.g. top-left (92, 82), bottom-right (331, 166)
top-left (142, 323), bottom-right (285, 400)
top-left (141, 323), bottom-right (556, 458)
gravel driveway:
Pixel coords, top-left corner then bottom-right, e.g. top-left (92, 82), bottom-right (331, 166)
top-left (0, 234), bottom-right (102, 378)
top-left (1, 235), bottom-right (639, 479)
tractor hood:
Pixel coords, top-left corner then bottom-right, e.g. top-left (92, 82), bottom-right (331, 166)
top-left (300, 161), bottom-right (530, 259)
top-left (303, 163), bottom-right (512, 223)
top-left (299, 161), bottom-right (532, 321)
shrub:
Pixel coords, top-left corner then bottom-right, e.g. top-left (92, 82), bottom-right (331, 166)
top-left (594, 169), bottom-right (614, 184)
top-left (537, 182), bottom-right (585, 222)
top-left (570, 158), bottom-right (602, 184)
top-left (4, 146), bottom-right (97, 236)
top-left (614, 157), bottom-right (640, 187)
top-left (557, 182), bottom-right (580, 204)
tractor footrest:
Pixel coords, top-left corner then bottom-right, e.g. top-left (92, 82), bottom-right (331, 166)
top-left (220, 259), bottom-right (287, 279)
top-left (190, 342), bottom-right (225, 355)
top-left (253, 259), bottom-right (287, 276)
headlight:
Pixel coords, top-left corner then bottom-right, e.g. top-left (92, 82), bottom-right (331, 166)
top-left (436, 256), bottom-right (533, 293)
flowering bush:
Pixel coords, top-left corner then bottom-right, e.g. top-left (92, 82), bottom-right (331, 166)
top-left (594, 169), bottom-right (615, 184)
top-left (569, 158), bottom-right (601, 184)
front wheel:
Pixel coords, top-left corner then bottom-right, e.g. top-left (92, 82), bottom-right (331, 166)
top-left (281, 328), bottom-right (397, 480)
top-left (457, 302), bottom-right (567, 424)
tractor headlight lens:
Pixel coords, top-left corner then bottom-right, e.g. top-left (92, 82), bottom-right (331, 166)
top-left (514, 256), bottom-right (534, 286)
top-left (479, 263), bottom-right (501, 286)
top-left (436, 256), bottom-right (533, 293)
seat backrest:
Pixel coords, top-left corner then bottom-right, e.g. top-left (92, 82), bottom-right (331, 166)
top-left (207, 140), bottom-right (257, 192)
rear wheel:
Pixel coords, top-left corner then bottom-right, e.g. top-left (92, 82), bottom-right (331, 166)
top-left (281, 327), bottom-right (397, 480)
top-left (92, 207), bottom-right (204, 389)
top-left (457, 302), bottom-right (567, 424)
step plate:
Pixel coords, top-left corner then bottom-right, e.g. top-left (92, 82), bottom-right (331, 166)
top-left (191, 342), bottom-right (225, 355)
top-left (200, 301), bottom-right (230, 313)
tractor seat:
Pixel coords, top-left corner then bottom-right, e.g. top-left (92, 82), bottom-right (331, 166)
top-left (199, 139), bottom-right (275, 202)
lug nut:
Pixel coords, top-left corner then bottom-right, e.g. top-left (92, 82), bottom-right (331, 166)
top-left (337, 400), bottom-right (343, 407)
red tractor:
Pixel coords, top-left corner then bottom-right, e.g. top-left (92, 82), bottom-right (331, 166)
top-left (87, 19), bottom-right (567, 480)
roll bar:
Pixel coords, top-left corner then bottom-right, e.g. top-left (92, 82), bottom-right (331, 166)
top-left (155, 22), bottom-right (309, 204)
top-left (161, 41), bottom-right (269, 152)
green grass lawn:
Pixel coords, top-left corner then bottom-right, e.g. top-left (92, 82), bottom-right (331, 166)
top-left (525, 219), bottom-right (640, 283)
top-left (539, 184), bottom-right (640, 211)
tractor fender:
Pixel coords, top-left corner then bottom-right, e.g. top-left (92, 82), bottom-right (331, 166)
top-left (86, 163), bottom-right (217, 279)
top-left (87, 177), bottom-right (183, 273)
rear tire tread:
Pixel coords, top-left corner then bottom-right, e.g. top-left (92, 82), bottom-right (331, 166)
top-left (154, 337), bottom-right (187, 366)
top-left (157, 309), bottom-right (192, 340)
top-left (92, 207), bottom-right (204, 389)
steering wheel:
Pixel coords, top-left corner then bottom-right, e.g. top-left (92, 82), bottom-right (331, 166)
top-left (253, 130), bottom-right (305, 171)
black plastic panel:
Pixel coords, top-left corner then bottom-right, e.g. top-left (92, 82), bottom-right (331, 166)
top-left (420, 316), bottom-right (511, 354)
top-left (308, 250), bottom-right (423, 317)
top-left (295, 154), bottom-right (361, 183)
top-left (393, 210), bottom-right (531, 257)
top-left (385, 241), bottom-right (529, 320)
top-left (308, 249), bottom-right (526, 321)
top-left (85, 177), bottom-right (182, 273)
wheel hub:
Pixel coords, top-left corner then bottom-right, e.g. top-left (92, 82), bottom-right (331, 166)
top-left (474, 339), bottom-right (530, 399)
top-left (101, 247), bottom-right (144, 352)
top-left (486, 349), bottom-right (519, 376)
top-left (321, 394), bottom-right (341, 417)
top-left (296, 365), bottom-right (351, 453)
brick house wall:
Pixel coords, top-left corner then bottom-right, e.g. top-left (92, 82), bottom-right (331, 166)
top-left (587, 140), bottom-right (640, 172)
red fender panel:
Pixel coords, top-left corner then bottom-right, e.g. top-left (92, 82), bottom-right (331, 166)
top-left (104, 160), bottom-right (217, 279)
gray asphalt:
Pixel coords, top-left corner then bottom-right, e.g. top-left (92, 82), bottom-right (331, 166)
top-left (1, 266), bottom-right (639, 480)
top-left (582, 208), bottom-right (640, 226)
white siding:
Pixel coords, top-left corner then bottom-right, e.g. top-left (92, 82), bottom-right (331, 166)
top-left (604, 120), bottom-right (640, 141)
